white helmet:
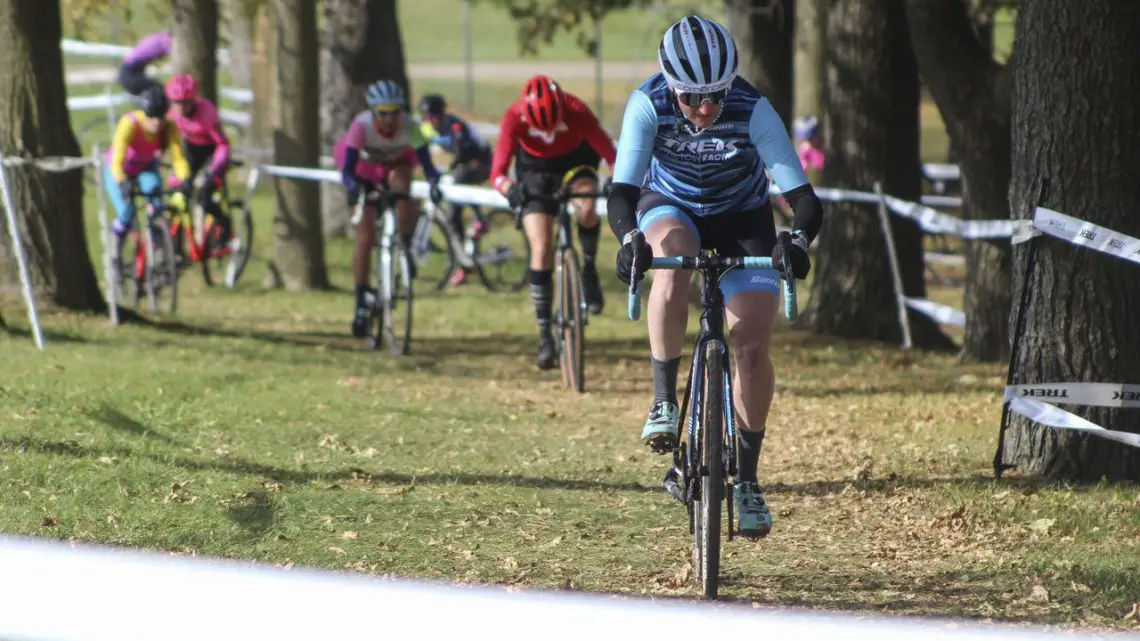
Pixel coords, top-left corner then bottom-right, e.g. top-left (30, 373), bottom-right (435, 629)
top-left (365, 80), bottom-right (405, 109)
top-left (657, 16), bottom-right (738, 94)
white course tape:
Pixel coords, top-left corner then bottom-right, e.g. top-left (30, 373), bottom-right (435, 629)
top-left (69, 93), bottom-right (252, 129)
top-left (883, 195), bottom-right (1018, 239)
top-left (1024, 207), bottom-right (1140, 265)
top-left (924, 252), bottom-right (966, 267)
top-left (923, 163), bottom-right (960, 181)
top-left (904, 298), bottom-right (965, 327)
top-left (0, 156), bottom-right (97, 171)
top-left (1006, 383), bottom-right (1140, 408)
top-left (1006, 395), bottom-right (1140, 449)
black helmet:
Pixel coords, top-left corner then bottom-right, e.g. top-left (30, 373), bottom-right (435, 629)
top-left (140, 84), bottom-right (170, 118)
top-left (418, 94), bottom-right (446, 116)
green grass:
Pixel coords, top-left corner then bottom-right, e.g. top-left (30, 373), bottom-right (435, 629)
top-left (1, 185), bottom-right (1138, 628)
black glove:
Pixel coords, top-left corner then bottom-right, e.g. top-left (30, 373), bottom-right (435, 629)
top-left (772, 231), bottom-right (811, 279)
top-left (615, 229), bottom-right (653, 286)
top-left (428, 178), bottom-right (444, 207)
top-left (602, 175), bottom-right (613, 197)
top-left (506, 182), bottom-right (526, 210)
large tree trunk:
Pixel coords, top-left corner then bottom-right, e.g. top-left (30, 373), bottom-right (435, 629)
top-left (0, 0), bottom-right (104, 312)
top-left (904, 0), bottom-right (1012, 363)
top-left (319, 0), bottom-right (408, 238)
top-left (221, 0), bottom-right (256, 89)
top-left (1004, 0), bottom-right (1140, 481)
top-left (793, 0), bottom-right (824, 120)
top-left (806, 0), bottom-right (954, 351)
top-left (170, 0), bottom-right (219, 104)
top-left (270, 0), bottom-right (328, 290)
top-left (724, 0), bottom-right (795, 124)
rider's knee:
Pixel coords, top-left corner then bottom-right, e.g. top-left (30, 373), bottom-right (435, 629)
top-left (730, 332), bottom-right (772, 372)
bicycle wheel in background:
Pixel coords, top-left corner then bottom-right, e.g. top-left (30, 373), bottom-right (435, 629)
top-left (555, 247), bottom-right (586, 393)
top-left (224, 197), bottom-right (255, 289)
top-left (694, 339), bottom-right (726, 600)
top-left (480, 208), bottom-right (530, 292)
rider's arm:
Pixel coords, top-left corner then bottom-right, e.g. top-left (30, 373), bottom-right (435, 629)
top-left (340, 119), bottom-right (367, 188)
top-left (409, 119), bottom-right (441, 182)
top-left (164, 124), bottom-right (192, 182)
top-left (109, 115), bottom-right (135, 184)
top-left (606, 90), bottom-right (657, 242)
top-left (572, 101), bottom-right (617, 168)
top-left (490, 107), bottom-right (521, 194)
top-left (203, 102), bottom-right (231, 174)
top-left (750, 99), bottom-right (823, 243)
top-left (123, 31), bottom-right (172, 67)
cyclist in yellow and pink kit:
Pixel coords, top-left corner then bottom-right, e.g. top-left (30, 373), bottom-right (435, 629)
top-left (334, 79), bottom-right (444, 338)
top-left (105, 85), bottom-right (191, 253)
top-left (165, 74), bottom-right (234, 246)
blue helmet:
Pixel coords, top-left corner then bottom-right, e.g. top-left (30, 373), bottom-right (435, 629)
top-left (365, 80), bottom-right (406, 109)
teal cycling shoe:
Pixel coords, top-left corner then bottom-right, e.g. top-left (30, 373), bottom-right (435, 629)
top-left (641, 401), bottom-right (679, 453)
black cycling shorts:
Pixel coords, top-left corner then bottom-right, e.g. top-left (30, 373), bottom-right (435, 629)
top-left (516, 141), bottom-right (601, 216)
top-left (635, 190), bottom-right (781, 298)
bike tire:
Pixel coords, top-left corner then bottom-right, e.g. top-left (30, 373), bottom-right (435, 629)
top-left (146, 216), bottom-right (179, 316)
top-left (225, 199), bottom-right (255, 289)
top-left (480, 208), bottom-right (529, 292)
top-left (375, 233), bottom-right (413, 356)
top-left (556, 248), bottom-right (586, 393)
top-left (695, 339), bottom-right (725, 600)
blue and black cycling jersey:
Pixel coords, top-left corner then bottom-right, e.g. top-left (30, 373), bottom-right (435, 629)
top-left (427, 114), bottom-right (492, 166)
top-left (612, 74), bottom-right (809, 217)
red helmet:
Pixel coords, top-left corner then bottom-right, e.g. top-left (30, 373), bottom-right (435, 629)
top-left (521, 75), bottom-right (565, 131)
top-left (165, 74), bottom-right (198, 102)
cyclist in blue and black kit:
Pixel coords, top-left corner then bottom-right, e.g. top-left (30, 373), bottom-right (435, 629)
top-left (606, 16), bottom-right (824, 540)
top-left (418, 94), bottom-right (494, 286)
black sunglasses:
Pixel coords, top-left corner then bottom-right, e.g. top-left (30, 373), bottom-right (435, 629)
top-left (676, 88), bottom-right (728, 107)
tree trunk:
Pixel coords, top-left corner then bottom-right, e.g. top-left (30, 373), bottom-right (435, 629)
top-left (806, 0), bottom-right (954, 351)
top-left (248, 0), bottom-right (275, 152)
top-left (221, 0), bottom-right (256, 89)
top-left (725, 0), bottom-right (794, 125)
top-left (0, 0), bottom-right (104, 312)
top-left (270, 0), bottom-right (328, 290)
top-left (793, 0), bottom-right (824, 120)
top-left (170, 0), bottom-right (219, 104)
top-left (319, 0), bottom-right (406, 238)
top-left (904, 0), bottom-right (1011, 363)
top-left (1005, 0), bottom-right (1140, 481)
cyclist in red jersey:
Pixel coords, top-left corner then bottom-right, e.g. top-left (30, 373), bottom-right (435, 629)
top-left (491, 75), bottom-right (616, 371)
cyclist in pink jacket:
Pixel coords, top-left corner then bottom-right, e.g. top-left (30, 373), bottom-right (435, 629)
top-left (165, 74), bottom-right (233, 245)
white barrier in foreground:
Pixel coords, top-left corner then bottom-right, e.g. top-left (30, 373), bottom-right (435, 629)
top-left (0, 536), bottom-right (1116, 641)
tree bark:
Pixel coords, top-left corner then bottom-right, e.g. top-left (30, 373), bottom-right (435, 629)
top-left (904, 0), bottom-right (1011, 363)
top-left (319, 0), bottom-right (407, 238)
top-left (170, 0), bottom-right (219, 104)
top-left (248, 0), bottom-right (275, 153)
top-left (1005, 0), bottom-right (1140, 481)
top-left (793, 0), bottom-right (824, 120)
top-left (0, 0), bottom-right (104, 312)
top-left (221, 0), bottom-right (256, 89)
top-left (270, 0), bottom-right (328, 290)
top-left (806, 0), bottom-right (954, 351)
top-left (724, 0), bottom-right (795, 124)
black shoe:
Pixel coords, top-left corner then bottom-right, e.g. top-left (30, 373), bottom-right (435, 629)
top-left (582, 263), bottom-right (604, 315)
top-left (351, 288), bottom-right (375, 338)
top-left (536, 334), bottom-right (558, 370)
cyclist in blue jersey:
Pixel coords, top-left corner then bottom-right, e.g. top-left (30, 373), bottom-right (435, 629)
top-left (606, 16), bottom-right (824, 539)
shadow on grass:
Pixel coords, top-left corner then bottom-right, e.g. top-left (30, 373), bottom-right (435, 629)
top-left (85, 405), bottom-right (178, 445)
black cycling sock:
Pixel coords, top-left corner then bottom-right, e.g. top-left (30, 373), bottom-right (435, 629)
top-left (529, 268), bottom-right (553, 336)
top-left (737, 429), bottom-right (765, 484)
top-left (354, 284), bottom-right (369, 307)
top-left (449, 203), bottom-right (465, 233)
top-left (578, 221), bottom-right (600, 264)
top-left (652, 356), bottom-right (681, 405)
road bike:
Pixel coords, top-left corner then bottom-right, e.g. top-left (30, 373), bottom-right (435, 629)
top-left (353, 185), bottom-right (414, 355)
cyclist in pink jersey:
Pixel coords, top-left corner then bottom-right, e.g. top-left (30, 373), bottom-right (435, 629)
top-left (165, 74), bottom-right (233, 244)
top-left (793, 115), bottom-right (825, 176)
top-left (334, 79), bottom-right (444, 337)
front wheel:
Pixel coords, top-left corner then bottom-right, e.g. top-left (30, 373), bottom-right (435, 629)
top-left (694, 339), bottom-right (725, 600)
top-left (555, 248), bottom-right (586, 393)
top-left (142, 215), bottom-right (179, 316)
top-left (375, 229), bottom-right (413, 356)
